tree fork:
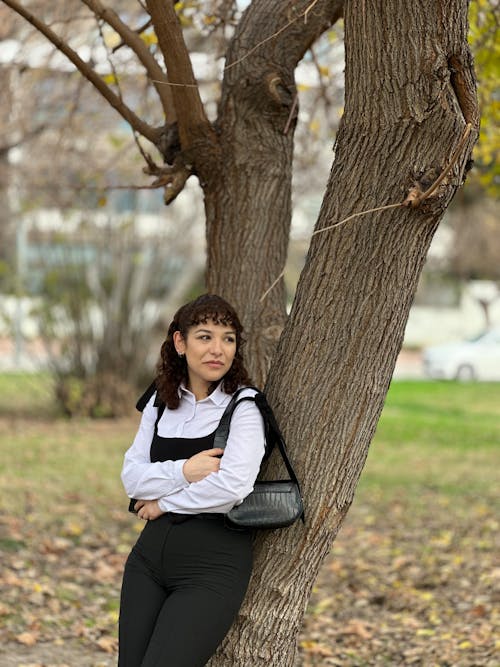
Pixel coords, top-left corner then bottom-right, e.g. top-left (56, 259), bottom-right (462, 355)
top-left (205, 0), bottom-right (343, 386)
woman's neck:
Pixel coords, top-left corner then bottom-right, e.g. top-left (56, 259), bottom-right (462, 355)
top-left (187, 379), bottom-right (211, 402)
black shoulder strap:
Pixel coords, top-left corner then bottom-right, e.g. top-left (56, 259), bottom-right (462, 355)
top-left (135, 380), bottom-right (157, 412)
top-left (213, 389), bottom-right (302, 491)
top-left (136, 380), bottom-right (165, 412)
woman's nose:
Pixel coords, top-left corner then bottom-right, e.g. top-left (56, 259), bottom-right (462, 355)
top-left (210, 338), bottom-right (223, 355)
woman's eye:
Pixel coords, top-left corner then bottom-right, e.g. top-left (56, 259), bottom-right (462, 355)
top-left (225, 337), bottom-right (236, 343)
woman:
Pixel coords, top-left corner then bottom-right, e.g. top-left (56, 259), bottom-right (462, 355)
top-left (119, 294), bottom-right (265, 667)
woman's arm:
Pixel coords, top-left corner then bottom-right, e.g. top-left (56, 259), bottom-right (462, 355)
top-left (121, 396), bottom-right (189, 500)
top-left (156, 398), bottom-right (265, 514)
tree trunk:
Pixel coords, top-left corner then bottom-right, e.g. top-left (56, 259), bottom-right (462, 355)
top-left (0, 67), bottom-right (14, 265)
top-left (206, 0), bottom-right (343, 386)
top-left (210, 1), bottom-right (478, 664)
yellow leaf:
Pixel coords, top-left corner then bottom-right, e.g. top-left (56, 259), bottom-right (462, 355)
top-left (416, 628), bottom-right (435, 636)
top-left (458, 640), bottom-right (472, 649)
top-left (140, 32), bottom-right (158, 46)
top-left (428, 611), bottom-right (441, 625)
top-left (102, 73), bottom-right (117, 86)
top-left (63, 521), bottom-right (83, 536)
top-left (311, 595), bottom-right (334, 614)
top-left (108, 610), bottom-right (119, 624)
top-left (309, 119), bottom-right (320, 134)
top-left (419, 591), bottom-right (434, 601)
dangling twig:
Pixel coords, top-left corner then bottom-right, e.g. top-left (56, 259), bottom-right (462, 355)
top-left (283, 93), bottom-right (299, 135)
top-left (260, 271), bottom-right (285, 302)
top-left (312, 202), bottom-right (403, 236)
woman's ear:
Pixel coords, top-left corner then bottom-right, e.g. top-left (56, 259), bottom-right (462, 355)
top-left (173, 330), bottom-right (186, 355)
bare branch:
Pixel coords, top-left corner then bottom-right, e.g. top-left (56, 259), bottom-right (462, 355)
top-left (309, 46), bottom-right (332, 107)
top-left (80, 0), bottom-right (175, 123)
top-left (2, 0), bottom-right (162, 145)
top-left (95, 12), bottom-right (124, 104)
top-left (112, 18), bottom-right (152, 53)
top-left (0, 122), bottom-right (47, 156)
top-left (145, 0), bottom-right (215, 152)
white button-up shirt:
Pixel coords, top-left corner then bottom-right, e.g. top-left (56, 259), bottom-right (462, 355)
top-left (121, 384), bottom-right (265, 514)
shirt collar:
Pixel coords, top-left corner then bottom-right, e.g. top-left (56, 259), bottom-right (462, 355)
top-left (179, 381), bottom-right (230, 406)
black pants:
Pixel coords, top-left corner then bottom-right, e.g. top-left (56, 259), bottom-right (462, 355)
top-left (118, 514), bottom-right (253, 667)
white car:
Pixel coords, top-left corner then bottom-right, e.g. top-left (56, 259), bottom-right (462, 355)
top-left (422, 329), bottom-right (500, 381)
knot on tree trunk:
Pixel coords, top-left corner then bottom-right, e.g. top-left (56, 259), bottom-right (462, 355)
top-left (265, 71), bottom-right (294, 108)
top-left (157, 122), bottom-right (181, 165)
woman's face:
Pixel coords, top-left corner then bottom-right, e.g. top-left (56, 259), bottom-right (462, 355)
top-left (173, 319), bottom-right (237, 396)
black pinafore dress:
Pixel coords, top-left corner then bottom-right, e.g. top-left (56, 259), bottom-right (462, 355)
top-left (129, 398), bottom-right (253, 578)
top-left (149, 403), bottom-right (219, 522)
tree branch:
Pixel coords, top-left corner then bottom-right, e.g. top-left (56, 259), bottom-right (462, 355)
top-left (145, 0), bottom-right (216, 152)
top-left (224, 0), bottom-right (343, 75)
top-left (0, 122), bottom-right (47, 157)
top-left (80, 0), bottom-right (175, 123)
top-left (112, 18), bottom-right (152, 53)
top-left (2, 0), bottom-right (162, 145)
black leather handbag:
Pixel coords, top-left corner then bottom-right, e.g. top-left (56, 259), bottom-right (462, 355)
top-left (214, 388), bottom-right (304, 529)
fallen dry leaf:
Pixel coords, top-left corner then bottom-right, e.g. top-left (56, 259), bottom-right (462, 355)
top-left (15, 631), bottom-right (39, 646)
top-left (96, 636), bottom-right (118, 653)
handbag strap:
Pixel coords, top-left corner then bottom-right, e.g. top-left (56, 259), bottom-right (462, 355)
top-left (214, 389), bottom-right (302, 492)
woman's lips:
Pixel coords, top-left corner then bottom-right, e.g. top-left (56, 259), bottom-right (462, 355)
top-left (205, 361), bottom-right (223, 367)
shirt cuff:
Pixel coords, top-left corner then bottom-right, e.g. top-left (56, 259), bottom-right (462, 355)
top-left (173, 458), bottom-right (189, 487)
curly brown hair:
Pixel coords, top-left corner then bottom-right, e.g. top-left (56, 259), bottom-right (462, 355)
top-left (155, 294), bottom-right (253, 409)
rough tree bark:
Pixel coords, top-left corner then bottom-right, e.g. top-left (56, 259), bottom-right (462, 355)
top-left (209, 0), bottom-right (478, 665)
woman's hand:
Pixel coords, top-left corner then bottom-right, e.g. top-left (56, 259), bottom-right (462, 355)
top-left (134, 500), bottom-right (164, 521)
top-left (183, 448), bottom-right (224, 483)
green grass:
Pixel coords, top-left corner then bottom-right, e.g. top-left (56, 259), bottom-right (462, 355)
top-left (375, 381), bottom-right (499, 447)
top-left (0, 376), bottom-right (498, 519)
top-left (0, 418), bottom-right (135, 520)
top-left (360, 380), bottom-right (500, 506)
top-left (0, 372), bottom-right (56, 417)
